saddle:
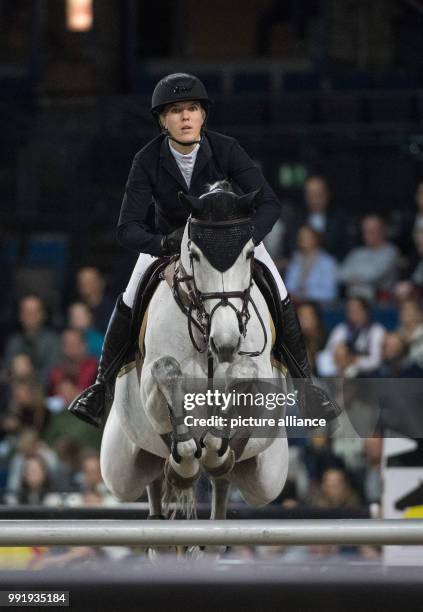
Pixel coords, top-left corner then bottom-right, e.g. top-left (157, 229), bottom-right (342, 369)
top-left (125, 255), bottom-right (285, 369)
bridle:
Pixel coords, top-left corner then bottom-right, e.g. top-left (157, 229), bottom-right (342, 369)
top-left (172, 217), bottom-right (268, 369)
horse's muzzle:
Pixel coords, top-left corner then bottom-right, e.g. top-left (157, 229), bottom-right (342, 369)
top-left (210, 337), bottom-right (241, 362)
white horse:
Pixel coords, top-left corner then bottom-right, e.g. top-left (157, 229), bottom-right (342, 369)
top-left (100, 184), bottom-right (289, 531)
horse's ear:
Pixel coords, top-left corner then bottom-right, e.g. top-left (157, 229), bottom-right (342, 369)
top-left (179, 192), bottom-right (203, 214)
top-left (238, 188), bottom-right (261, 215)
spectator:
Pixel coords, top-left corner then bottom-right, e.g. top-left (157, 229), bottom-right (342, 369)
top-left (285, 225), bottom-right (338, 303)
top-left (371, 332), bottom-right (411, 377)
top-left (394, 226), bottom-right (423, 300)
top-left (311, 466), bottom-right (361, 508)
top-left (5, 428), bottom-right (60, 496)
top-left (8, 354), bottom-right (36, 380)
top-left (49, 329), bottom-right (97, 396)
top-left (0, 354), bottom-right (36, 416)
top-left (317, 297), bottom-right (386, 377)
top-left (302, 435), bottom-right (345, 492)
top-left (338, 215), bottom-right (400, 301)
top-left (2, 295), bottom-right (60, 388)
top-left (75, 267), bottom-right (114, 333)
top-left (12, 455), bottom-right (57, 505)
top-left (74, 450), bottom-right (109, 496)
top-left (297, 301), bottom-right (327, 374)
top-left (289, 175), bottom-right (357, 260)
top-left (397, 299), bottom-right (423, 369)
top-left (68, 302), bottom-right (104, 359)
top-left (7, 378), bottom-right (49, 435)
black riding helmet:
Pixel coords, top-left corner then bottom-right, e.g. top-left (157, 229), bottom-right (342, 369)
top-left (151, 73), bottom-right (212, 146)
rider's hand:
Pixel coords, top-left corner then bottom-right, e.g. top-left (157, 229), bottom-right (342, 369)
top-left (161, 226), bottom-right (185, 255)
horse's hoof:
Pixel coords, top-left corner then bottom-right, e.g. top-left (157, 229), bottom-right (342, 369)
top-left (203, 449), bottom-right (236, 478)
top-left (164, 458), bottom-right (200, 490)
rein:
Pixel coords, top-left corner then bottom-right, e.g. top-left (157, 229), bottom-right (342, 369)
top-left (171, 217), bottom-right (268, 376)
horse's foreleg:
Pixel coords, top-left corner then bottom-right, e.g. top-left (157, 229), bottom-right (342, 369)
top-left (151, 356), bottom-right (201, 484)
top-left (210, 478), bottom-right (231, 520)
top-left (192, 477), bottom-right (231, 559)
top-left (147, 474), bottom-right (165, 518)
top-left (201, 357), bottom-right (258, 477)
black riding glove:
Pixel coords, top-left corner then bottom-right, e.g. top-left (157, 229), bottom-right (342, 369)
top-left (160, 226), bottom-right (185, 255)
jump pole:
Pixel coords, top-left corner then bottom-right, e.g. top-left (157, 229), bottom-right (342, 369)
top-left (0, 520), bottom-right (422, 547)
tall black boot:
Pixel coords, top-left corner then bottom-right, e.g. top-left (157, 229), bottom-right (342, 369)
top-left (68, 294), bottom-right (132, 428)
top-left (278, 295), bottom-right (341, 423)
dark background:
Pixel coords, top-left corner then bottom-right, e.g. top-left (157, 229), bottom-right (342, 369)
top-left (1, 0), bottom-right (423, 314)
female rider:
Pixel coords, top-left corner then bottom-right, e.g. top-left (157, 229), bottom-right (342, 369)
top-left (69, 73), bottom-right (317, 428)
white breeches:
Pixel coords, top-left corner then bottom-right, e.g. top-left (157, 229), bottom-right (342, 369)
top-left (122, 243), bottom-right (287, 309)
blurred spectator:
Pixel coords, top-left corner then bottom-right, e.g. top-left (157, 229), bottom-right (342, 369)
top-left (68, 302), bottom-right (104, 359)
top-left (74, 450), bottom-right (108, 496)
top-left (49, 329), bottom-right (97, 396)
top-left (362, 438), bottom-right (382, 505)
top-left (6, 429), bottom-right (60, 495)
top-left (2, 295), bottom-right (60, 388)
top-left (310, 467), bottom-right (361, 508)
top-left (289, 175), bottom-right (357, 260)
top-left (11, 455), bottom-right (57, 505)
top-left (397, 298), bottom-right (423, 370)
top-left (51, 437), bottom-right (83, 491)
top-left (8, 354), bottom-right (35, 380)
top-left (302, 435), bottom-right (345, 492)
top-left (285, 225), bottom-right (338, 303)
top-left (6, 378), bottom-right (49, 435)
top-left (394, 227), bottom-right (423, 300)
top-left (297, 301), bottom-right (327, 374)
top-left (338, 215), bottom-right (400, 301)
top-left (75, 267), bottom-right (114, 333)
top-left (371, 332), bottom-right (411, 377)
top-left (0, 354), bottom-right (36, 416)
top-left (317, 297), bottom-right (386, 377)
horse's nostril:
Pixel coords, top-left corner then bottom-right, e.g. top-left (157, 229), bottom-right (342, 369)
top-left (217, 343), bottom-right (239, 362)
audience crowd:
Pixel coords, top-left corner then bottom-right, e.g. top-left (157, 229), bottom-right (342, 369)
top-left (1, 175), bottom-right (423, 565)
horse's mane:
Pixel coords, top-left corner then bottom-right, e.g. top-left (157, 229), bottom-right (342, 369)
top-left (195, 181), bottom-right (249, 222)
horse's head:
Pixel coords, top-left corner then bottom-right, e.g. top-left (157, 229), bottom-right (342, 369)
top-left (179, 181), bottom-right (259, 362)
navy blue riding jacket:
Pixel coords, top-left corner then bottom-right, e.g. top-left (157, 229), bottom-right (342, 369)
top-left (117, 130), bottom-right (281, 256)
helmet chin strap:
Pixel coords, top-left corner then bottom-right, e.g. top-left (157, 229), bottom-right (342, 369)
top-left (167, 133), bottom-right (202, 147)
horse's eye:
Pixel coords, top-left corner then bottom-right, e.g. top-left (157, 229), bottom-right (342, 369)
top-left (190, 251), bottom-right (200, 262)
top-left (246, 250), bottom-right (254, 260)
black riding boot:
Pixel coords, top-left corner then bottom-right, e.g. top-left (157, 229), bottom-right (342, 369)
top-left (68, 294), bottom-right (132, 428)
top-left (279, 295), bottom-right (341, 422)
top-left (279, 295), bottom-right (312, 378)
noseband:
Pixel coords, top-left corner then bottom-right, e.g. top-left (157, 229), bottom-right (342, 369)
top-left (172, 217), bottom-right (268, 361)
